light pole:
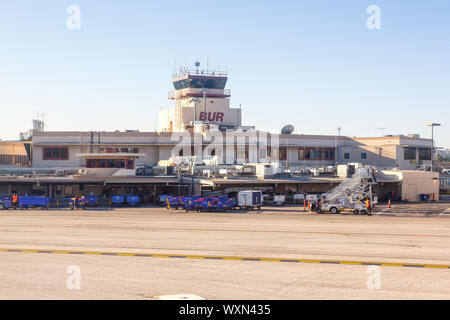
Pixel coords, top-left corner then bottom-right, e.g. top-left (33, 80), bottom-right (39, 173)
top-left (426, 123), bottom-right (441, 172)
top-left (335, 126), bottom-right (341, 167)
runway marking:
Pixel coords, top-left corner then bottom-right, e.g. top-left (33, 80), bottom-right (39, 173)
top-left (1, 248), bottom-right (449, 269)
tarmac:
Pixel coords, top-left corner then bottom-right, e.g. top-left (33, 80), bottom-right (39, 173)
top-left (0, 203), bottom-right (450, 299)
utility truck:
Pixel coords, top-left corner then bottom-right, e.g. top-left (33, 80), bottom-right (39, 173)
top-left (315, 167), bottom-right (377, 215)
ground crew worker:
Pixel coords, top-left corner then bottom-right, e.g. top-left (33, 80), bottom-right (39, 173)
top-left (366, 197), bottom-right (372, 216)
top-left (74, 196), bottom-right (79, 210)
top-left (80, 196), bottom-right (86, 210)
top-left (70, 196), bottom-right (76, 210)
top-left (12, 193), bottom-right (19, 209)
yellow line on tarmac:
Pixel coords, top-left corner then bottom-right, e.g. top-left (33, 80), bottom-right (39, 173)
top-left (1, 248), bottom-right (449, 269)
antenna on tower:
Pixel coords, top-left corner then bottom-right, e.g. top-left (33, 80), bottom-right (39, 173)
top-left (194, 61), bottom-right (200, 74)
top-left (378, 127), bottom-right (387, 137)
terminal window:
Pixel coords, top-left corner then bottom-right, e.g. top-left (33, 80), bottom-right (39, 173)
top-left (86, 159), bottom-right (134, 169)
top-left (100, 147), bottom-right (139, 153)
top-left (419, 148), bottom-right (431, 160)
top-left (404, 147), bottom-right (416, 160)
top-left (298, 147), bottom-right (335, 160)
top-left (344, 153), bottom-right (350, 159)
top-left (279, 147), bottom-right (287, 161)
top-left (361, 153), bottom-right (367, 159)
top-left (43, 147), bottom-right (69, 160)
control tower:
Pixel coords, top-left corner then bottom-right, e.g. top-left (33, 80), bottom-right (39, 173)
top-left (159, 62), bottom-right (242, 132)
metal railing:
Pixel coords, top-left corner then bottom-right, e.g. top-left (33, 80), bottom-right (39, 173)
top-left (173, 70), bottom-right (228, 78)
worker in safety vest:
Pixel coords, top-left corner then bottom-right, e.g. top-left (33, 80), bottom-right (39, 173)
top-left (12, 194), bottom-right (19, 209)
top-left (366, 198), bottom-right (372, 216)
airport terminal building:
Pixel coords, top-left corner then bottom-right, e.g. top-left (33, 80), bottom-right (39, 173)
top-left (0, 67), bottom-right (440, 202)
top-left (29, 68), bottom-right (433, 171)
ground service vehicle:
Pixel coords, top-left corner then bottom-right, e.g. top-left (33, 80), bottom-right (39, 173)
top-left (18, 196), bottom-right (51, 210)
top-left (0, 197), bottom-right (11, 210)
top-left (126, 195), bottom-right (140, 206)
top-left (315, 167), bottom-right (377, 215)
top-left (85, 195), bottom-right (99, 207)
top-left (237, 190), bottom-right (262, 210)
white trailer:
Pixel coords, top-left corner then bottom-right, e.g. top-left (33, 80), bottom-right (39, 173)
top-left (273, 195), bottom-right (285, 206)
top-left (237, 190), bottom-right (262, 210)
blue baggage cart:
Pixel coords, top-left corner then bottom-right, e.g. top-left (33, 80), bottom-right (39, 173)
top-left (183, 196), bottom-right (203, 212)
top-left (216, 197), bottom-right (236, 211)
top-left (18, 196), bottom-right (50, 210)
top-left (157, 194), bottom-right (171, 206)
top-left (166, 196), bottom-right (182, 209)
top-left (126, 195), bottom-right (140, 206)
top-left (85, 195), bottom-right (99, 207)
top-left (111, 195), bottom-right (125, 206)
top-left (0, 197), bottom-right (11, 210)
top-left (180, 196), bottom-right (199, 208)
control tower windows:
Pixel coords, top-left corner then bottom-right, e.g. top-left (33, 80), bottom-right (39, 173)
top-left (173, 77), bottom-right (227, 90)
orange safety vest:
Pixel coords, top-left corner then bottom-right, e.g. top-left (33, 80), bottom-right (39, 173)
top-left (12, 195), bottom-right (18, 203)
top-left (366, 199), bottom-right (370, 208)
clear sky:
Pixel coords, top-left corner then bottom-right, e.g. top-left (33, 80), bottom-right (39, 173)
top-left (1, 1), bottom-right (449, 147)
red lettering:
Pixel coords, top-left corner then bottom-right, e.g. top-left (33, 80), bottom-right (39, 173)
top-left (208, 112), bottom-right (216, 121)
top-left (199, 112), bottom-right (224, 122)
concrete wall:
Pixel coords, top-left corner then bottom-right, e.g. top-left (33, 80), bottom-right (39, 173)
top-left (32, 145), bottom-right (83, 168)
top-left (31, 131), bottom-right (435, 170)
top-left (381, 170), bottom-right (440, 201)
top-left (161, 96), bottom-right (241, 132)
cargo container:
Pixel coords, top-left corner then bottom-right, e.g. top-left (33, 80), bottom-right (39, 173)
top-left (237, 190), bottom-right (262, 210)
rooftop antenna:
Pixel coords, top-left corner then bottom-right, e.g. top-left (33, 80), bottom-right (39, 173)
top-left (378, 127), bottom-right (387, 137)
top-left (337, 126), bottom-right (342, 136)
top-left (194, 61), bottom-right (200, 74)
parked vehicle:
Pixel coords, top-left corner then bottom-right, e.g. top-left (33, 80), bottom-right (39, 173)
top-left (156, 194), bottom-right (171, 206)
top-left (350, 203), bottom-right (369, 215)
top-left (237, 190), bottom-right (262, 210)
top-left (0, 197), bottom-right (11, 210)
top-left (111, 195), bottom-right (125, 206)
top-left (166, 196), bottom-right (183, 209)
top-left (183, 196), bottom-right (202, 212)
top-left (316, 203), bottom-right (344, 214)
top-left (18, 196), bottom-right (50, 210)
top-left (84, 195), bottom-right (99, 207)
top-left (187, 196), bottom-right (236, 212)
top-left (273, 195), bottom-right (286, 206)
top-left (126, 195), bottom-right (140, 206)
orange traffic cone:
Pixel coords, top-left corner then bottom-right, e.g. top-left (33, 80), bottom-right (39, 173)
top-left (308, 201), bottom-right (311, 211)
top-left (388, 200), bottom-right (391, 208)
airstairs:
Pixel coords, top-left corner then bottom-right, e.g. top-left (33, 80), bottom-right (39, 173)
top-left (324, 167), bottom-right (377, 205)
